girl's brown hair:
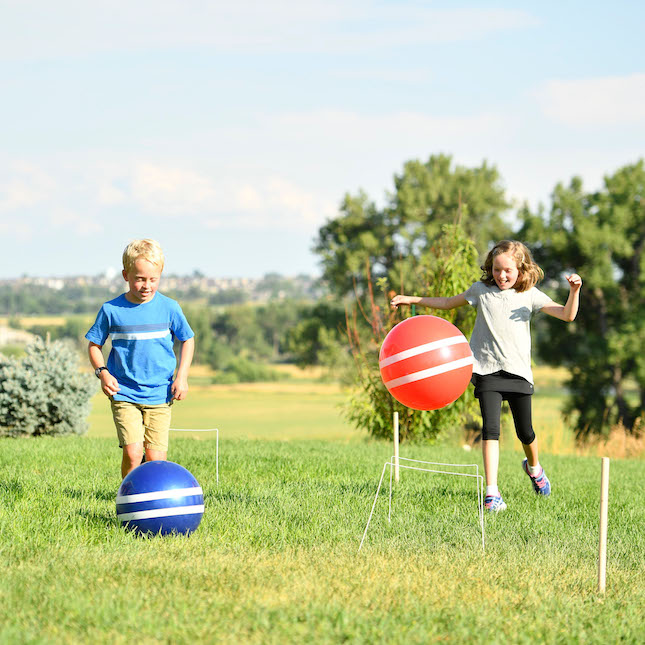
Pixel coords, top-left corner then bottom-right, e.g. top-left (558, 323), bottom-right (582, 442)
top-left (481, 240), bottom-right (544, 292)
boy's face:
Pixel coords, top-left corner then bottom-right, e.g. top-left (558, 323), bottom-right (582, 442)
top-left (123, 258), bottom-right (162, 304)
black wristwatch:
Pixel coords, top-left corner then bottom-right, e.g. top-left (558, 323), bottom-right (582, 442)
top-left (95, 366), bottom-right (108, 378)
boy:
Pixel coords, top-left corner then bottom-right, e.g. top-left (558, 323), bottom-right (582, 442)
top-left (86, 239), bottom-right (195, 478)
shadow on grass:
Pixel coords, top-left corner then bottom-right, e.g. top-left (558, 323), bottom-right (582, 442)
top-left (63, 486), bottom-right (116, 502)
top-left (78, 509), bottom-right (118, 527)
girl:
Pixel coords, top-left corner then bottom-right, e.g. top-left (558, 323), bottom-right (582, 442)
top-left (391, 240), bottom-right (582, 512)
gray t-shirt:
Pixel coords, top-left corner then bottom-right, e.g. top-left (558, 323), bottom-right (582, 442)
top-left (463, 282), bottom-right (553, 384)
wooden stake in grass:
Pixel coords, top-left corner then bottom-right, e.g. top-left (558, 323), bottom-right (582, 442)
top-left (393, 411), bottom-right (400, 482)
top-left (598, 457), bottom-right (610, 593)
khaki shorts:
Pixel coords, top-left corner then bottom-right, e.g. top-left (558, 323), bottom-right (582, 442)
top-left (110, 399), bottom-right (173, 452)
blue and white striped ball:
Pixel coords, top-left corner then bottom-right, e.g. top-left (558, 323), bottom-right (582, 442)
top-left (116, 461), bottom-right (204, 536)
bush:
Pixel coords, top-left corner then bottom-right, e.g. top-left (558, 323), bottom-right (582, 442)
top-left (344, 222), bottom-right (481, 442)
top-left (0, 338), bottom-right (96, 437)
top-left (212, 358), bottom-right (286, 384)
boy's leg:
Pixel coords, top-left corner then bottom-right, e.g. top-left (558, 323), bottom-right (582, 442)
top-left (122, 443), bottom-right (144, 478)
top-left (141, 403), bottom-right (172, 463)
top-left (111, 399), bottom-right (146, 478)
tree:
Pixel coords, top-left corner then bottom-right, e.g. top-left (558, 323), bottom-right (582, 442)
top-left (0, 338), bottom-right (96, 437)
top-left (344, 222), bottom-right (481, 442)
top-left (314, 154), bottom-right (510, 296)
top-left (314, 191), bottom-right (395, 297)
top-left (286, 302), bottom-right (347, 367)
top-left (518, 160), bottom-right (645, 439)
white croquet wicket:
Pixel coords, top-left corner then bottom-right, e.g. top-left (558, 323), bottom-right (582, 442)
top-left (393, 411), bottom-right (400, 482)
top-left (358, 455), bottom-right (485, 552)
top-left (170, 428), bottom-right (219, 483)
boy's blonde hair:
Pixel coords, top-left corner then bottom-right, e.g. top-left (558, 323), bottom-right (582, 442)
top-left (122, 239), bottom-right (165, 274)
top-left (481, 240), bottom-right (544, 293)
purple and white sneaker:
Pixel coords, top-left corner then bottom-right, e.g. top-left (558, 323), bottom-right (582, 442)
top-left (484, 493), bottom-right (507, 513)
top-left (522, 459), bottom-right (551, 496)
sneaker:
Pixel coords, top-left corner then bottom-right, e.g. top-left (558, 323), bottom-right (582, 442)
top-left (484, 493), bottom-right (507, 513)
top-left (522, 459), bottom-right (551, 496)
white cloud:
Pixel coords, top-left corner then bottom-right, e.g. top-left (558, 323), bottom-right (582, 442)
top-left (0, 162), bottom-right (56, 212)
top-left (0, 2), bottom-right (539, 60)
top-left (203, 176), bottom-right (336, 231)
top-left (130, 163), bottom-right (218, 216)
top-left (274, 109), bottom-right (503, 141)
top-left (48, 207), bottom-right (103, 236)
top-left (0, 216), bottom-right (34, 238)
top-left (97, 182), bottom-right (127, 207)
top-left (537, 74), bottom-right (645, 126)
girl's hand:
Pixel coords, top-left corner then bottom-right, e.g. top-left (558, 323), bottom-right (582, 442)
top-left (566, 274), bottom-right (583, 291)
top-left (390, 294), bottom-right (412, 308)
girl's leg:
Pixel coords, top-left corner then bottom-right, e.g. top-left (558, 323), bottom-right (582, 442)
top-left (478, 391), bottom-right (503, 488)
top-left (506, 393), bottom-right (538, 466)
top-left (482, 440), bottom-right (500, 488)
top-left (508, 393), bottom-right (551, 495)
top-left (522, 438), bottom-right (539, 468)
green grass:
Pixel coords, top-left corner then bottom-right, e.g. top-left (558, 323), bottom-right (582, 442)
top-left (86, 382), bottom-right (361, 442)
top-left (1, 437), bottom-right (644, 644)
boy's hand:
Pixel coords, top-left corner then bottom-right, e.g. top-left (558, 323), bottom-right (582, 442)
top-left (566, 274), bottom-right (583, 291)
top-left (99, 371), bottom-right (120, 397)
top-left (171, 377), bottom-right (189, 401)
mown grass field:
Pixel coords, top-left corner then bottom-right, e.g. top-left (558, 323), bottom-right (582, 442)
top-left (86, 365), bottom-right (356, 443)
top-left (86, 364), bottom-right (641, 458)
top-left (1, 437), bottom-right (644, 644)
top-left (2, 365), bottom-right (644, 643)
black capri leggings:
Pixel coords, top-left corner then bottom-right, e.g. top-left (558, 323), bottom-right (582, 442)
top-left (478, 391), bottom-right (536, 445)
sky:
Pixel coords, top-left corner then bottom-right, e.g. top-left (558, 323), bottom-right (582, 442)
top-left (1, 0), bottom-right (644, 279)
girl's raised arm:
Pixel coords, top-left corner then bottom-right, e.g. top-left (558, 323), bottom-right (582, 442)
top-left (541, 274), bottom-right (582, 322)
top-left (390, 293), bottom-right (468, 310)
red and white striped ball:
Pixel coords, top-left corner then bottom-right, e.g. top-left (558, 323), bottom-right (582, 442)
top-left (379, 315), bottom-right (473, 411)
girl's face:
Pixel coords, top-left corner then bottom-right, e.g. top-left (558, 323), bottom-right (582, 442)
top-left (492, 252), bottom-right (519, 290)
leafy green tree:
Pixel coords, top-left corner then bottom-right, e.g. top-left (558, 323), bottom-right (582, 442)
top-left (0, 338), bottom-right (96, 437)
top-left (315, 191), bottom-right (394, 297)
top-left (344, 223), bottom-right (480, 442)
top-left (255, 302), bottom-right (302, 359)
top-left (518, 160), bottom-right (645, 439)
top-left (314, 154), bottom-right (510, 296)
top-left (286, 302), bottom-right (347, 367)
top-left (209, 288), bottom-right (248, 306)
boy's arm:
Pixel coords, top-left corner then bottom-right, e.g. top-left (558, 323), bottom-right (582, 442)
top-left (88, 342), bottom-right (120, 397)
top-left (390, 293), bottom-right (469, 310)
top-left (171, 336), bottom-right (195, 401)
top-left (541, 274), bottom-right (582, 322)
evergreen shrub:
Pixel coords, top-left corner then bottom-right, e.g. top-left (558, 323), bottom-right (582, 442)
top-left (0, 338), bottom-right (96, 437)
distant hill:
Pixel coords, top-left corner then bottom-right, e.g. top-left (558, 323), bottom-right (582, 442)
top-left (0, 273), bottom-right (326, 316)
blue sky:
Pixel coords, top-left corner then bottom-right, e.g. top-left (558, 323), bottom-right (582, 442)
top-left (1, 1), bottom-right (643, 279)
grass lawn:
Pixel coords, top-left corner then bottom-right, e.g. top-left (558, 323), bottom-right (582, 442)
top-left (2, 365), bottom-right (644, 642)
top-left (86, 364), bottom-right (640, 458)
top-left (86, 380), bottom-right (359, 443)
top-left (1, 437), bottom-right (643, 644)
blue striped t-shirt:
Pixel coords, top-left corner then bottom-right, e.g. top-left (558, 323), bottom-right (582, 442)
top-left (86, 292), bottom-right (194, 404)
